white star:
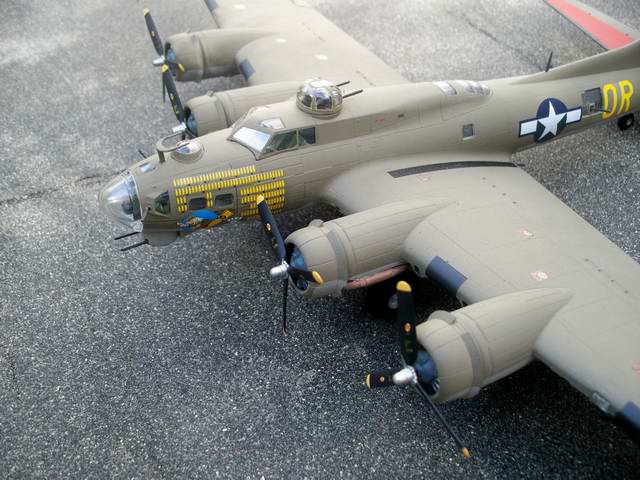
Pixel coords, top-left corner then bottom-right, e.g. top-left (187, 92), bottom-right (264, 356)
top-left (537, 101), bottom-right (566, 140)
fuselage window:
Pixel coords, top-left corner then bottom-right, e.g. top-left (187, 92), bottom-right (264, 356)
top-left (263, 130), bottom-right (298, 154)
top-left (462, 123), bottom-right (475, 140)
top-left (298, 127), bottom-right (316, 146)
top-left (582, 88), bottom-right (603, 115)
top-left (215, 193), bottom-right (234, 207)
top-left (188, 197), bottom-right (208, 211)
top-left (153, 191), bottom-right (171, 214)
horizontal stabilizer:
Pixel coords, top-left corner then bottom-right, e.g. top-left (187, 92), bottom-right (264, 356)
top-left (545, 0), bottom-right (639, 50)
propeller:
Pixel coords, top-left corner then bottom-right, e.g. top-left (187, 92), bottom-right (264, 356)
top-left (161, 64), bottom-right (184, 122)
top-left (143, 7), bottom-right (164, 56)
top-left (256, 195), bottom-right (324, 334)
top-left (365, 281), bottom-right (471, 459)
top-left (143, 8), bottom-right (193, 136)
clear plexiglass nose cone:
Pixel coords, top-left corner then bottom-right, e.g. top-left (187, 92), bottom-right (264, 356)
top-left (98, 172), bottom-right (141, 227)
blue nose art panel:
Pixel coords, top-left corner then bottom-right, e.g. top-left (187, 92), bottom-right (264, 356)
top-left (425, 256), bottom-right (467, 297)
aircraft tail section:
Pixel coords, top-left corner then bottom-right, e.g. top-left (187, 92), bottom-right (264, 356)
top-left (545, 0), bottom-right (639, 50)
top-left (513, 38), bottom-right (640, 84)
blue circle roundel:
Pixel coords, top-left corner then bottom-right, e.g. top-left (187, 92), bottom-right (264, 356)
top-left (519, 97), bottom-right (583, 143)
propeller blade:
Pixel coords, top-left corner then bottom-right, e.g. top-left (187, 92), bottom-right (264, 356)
top-left (288, 266), bottom-right (324, 285)
top-left (365, 370), bottom-right (402, 389)
top-left (161, 64), bottom-right (184, 122)
top-left (256, 195), bottom-right (286, 262)
top-left (143, 8), bottom-right (164, 56)
top-left (396, 281), bottom-right (418, 366)
top-left (413, 381), bottom-right (471, 458)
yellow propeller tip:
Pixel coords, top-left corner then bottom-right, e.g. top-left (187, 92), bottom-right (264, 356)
top-left (143, 7), bottom-right (150, 15)
top-left (161, 64), bottom-right (169, 73)
top-left (462, 448), bottom-right (471, 458)
top-left (312, 271), bottom-right (324, 285)
top-left (178, 63), bottom-right (185, 72)
top-left (256, 195), bottom-right (265, 205)
top-left (397, 280), bottom-right (412, 293)
top-left (365, 374), bottom-right (371, 390)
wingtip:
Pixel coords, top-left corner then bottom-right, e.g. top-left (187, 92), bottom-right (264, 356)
top-left (143, 7), bottom-right (150, 15)
top-left (397, 280), bottom-right (412, 293)
top-left (365, 374), bottom-right (371, 390)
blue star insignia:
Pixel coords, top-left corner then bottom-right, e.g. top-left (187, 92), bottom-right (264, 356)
top-left (519, 98), bottom-right (583, 143)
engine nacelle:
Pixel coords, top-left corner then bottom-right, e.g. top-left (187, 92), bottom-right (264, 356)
top-left (184, 81), bottom-right (300, 136)
top-left (285, 198), bottom-right (451, 298)
top-left (417, 288), bottom-right (573, 403)
top-left (166, 28), bottom-right (271, 82)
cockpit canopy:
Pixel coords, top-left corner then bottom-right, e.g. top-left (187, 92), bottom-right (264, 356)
top-left (228, 99), bottom-right (319, 159)
top-left (227, 78), bottom-right (345, 158)
top-left (296, 78), bottom-right (343, 116)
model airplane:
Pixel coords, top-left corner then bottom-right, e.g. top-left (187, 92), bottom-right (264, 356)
top-left (99, 0), bottom-right (640, 455)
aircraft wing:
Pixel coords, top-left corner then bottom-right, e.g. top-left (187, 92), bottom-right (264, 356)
top-left (323, 153), bottom-right (640, 431)
top-left (545, 0), bottom-right (640, 50)
top-left (202, 0), bottom-right (407, 88)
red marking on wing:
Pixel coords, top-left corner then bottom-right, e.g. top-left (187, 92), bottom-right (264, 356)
top-left (546, 0), bottom-right (634, 50)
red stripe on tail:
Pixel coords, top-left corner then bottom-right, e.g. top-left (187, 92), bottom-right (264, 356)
top-left (546, 0), bottom-right (634, 50)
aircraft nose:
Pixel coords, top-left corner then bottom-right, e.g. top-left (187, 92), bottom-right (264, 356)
top-left (98, 172), bottom-right (142, 227)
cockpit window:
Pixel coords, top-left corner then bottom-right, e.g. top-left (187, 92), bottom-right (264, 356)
top-left (263, 131), bottom-right (297, 154)
top-left (231, 127), bottom-right (271, 152)
top-left (153, 191), bottom-right (171, 215)
top-left (299, 127), bottom-right (316, 146)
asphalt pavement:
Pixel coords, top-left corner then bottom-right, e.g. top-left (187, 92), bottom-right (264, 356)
top-left (1, 0), bottom-right (639, 478)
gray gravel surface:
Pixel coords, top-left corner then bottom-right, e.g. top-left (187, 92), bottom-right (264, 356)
top-left (1, 0), bottom-right (639, 478)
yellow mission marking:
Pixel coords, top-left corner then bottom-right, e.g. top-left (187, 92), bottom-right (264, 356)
top-left (173, 165), bottom-right (257, 188)
top-left (241, 190), bottom-right (285, 205)
top-left (175, 170), bottom-right (284, 203)
top-left (174, 168), bottom-right (286, 216)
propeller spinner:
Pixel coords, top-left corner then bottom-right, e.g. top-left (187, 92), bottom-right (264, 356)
top-left (256, 195), bottom-right (324, 334)
top-left (366, 281), bottom-right (471, 459)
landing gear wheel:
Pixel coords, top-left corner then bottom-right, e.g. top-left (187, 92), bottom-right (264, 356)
top-left (365, 272), bottom-right (416, 320)
top-left (618, 114), bottom-right (635, 131)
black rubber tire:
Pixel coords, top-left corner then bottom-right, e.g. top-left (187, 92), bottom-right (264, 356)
top-left (618, 114), bottom-right (635, 131)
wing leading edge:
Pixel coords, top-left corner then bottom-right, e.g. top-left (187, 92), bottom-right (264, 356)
top-left (200, 0), bottom-right (407, 88)
top-left (323, 154), bottom-right (640, 431)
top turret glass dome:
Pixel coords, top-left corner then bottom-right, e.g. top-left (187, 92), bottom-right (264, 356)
top-left (296, 78), bottom-right (343, 116)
